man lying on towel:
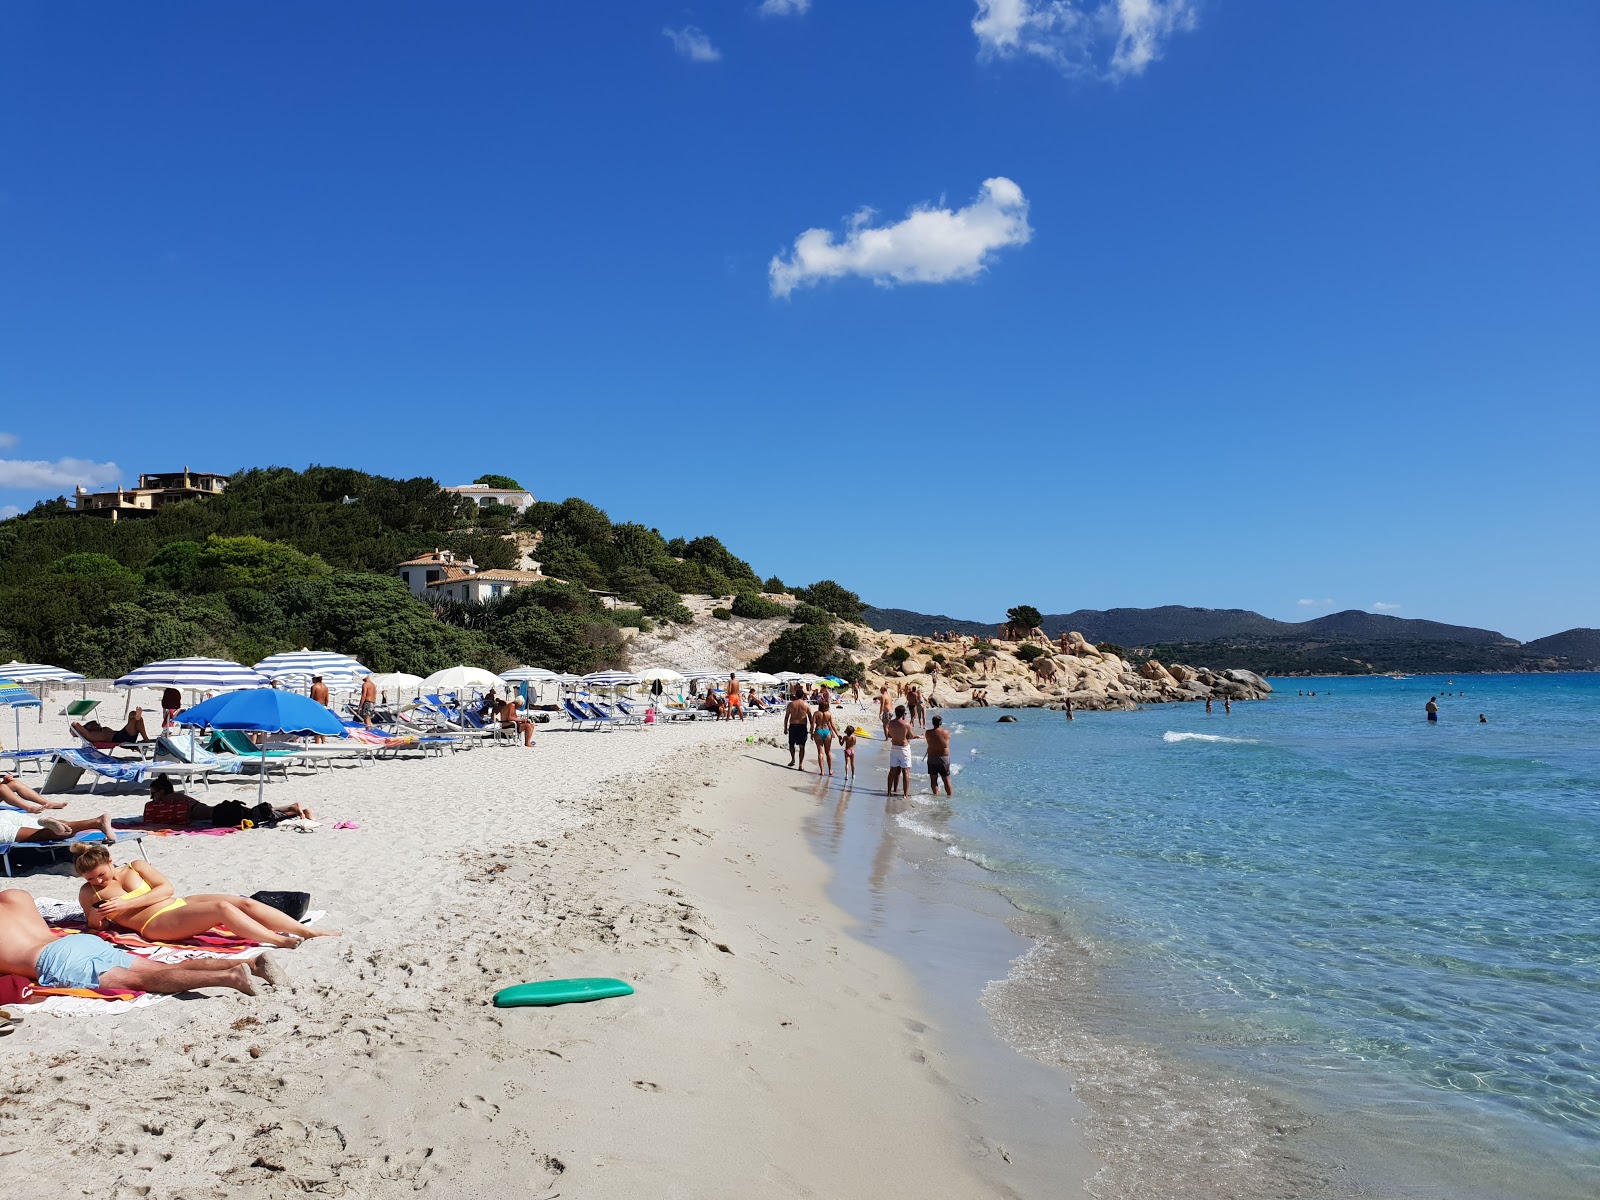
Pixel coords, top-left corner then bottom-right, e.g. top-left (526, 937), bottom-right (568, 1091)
top-left (0, 889), bottom-right (280, 995)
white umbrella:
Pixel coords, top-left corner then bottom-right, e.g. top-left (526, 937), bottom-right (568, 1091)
top-left (253, 649), bottom-right (370, 688)
top-left (421, 666), bottom-right (504, 693)
top-left (682, 668), bottom-right (731, 682)
top-left (745, 671), bottom-right (779, 685)
top-left (772, 671), bottom-right (806, 682)
top-left (368, 671), bottom-right (424, 692)
top-left (635, 667), bottom-right (685, 682)
top-left (115, 657), bottom-right (270, 691)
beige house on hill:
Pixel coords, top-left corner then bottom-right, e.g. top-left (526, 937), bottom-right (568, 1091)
top-left (74, 468), bottom-right (229, 521)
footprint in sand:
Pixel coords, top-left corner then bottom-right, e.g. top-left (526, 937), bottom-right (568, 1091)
top-left (631, 1080), bottom-right (661, 1092)
top-left (459, 1095), bottom-right (501, 1120)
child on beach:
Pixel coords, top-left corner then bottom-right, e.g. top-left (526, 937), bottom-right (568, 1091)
top-left (841, 725), bottom-right (857, 780)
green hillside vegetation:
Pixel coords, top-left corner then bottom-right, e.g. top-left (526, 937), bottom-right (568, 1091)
top-left (0, 465), bottom-right (787, 679)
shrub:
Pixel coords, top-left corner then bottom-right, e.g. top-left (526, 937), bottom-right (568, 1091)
top-left (794, 579), bottom-right (865, 620)
top-left (762, 576), bottom-right (786, 593)
top-left (1097, 642), bottom-right (1129, 658)
top-left (929, 651), bottom-right (946, 664)
top-left (732, 592), bottom-right (785, 620)
top-left (754, 624), bottom-right (860, 681)
top-left (1016, 643), bottom-right (1045, 662)
top-left (790, 603), bottom-right (834, 626)
top-left (888, 646), bottom-right (910, 664)
top-left (610, 607), bottom-right (650, 629)
top-left (837, 628), bottom-right (860, 651)
top-left (712, 607), bottom-right (732, 620)
top-left (473, 473), bottom-right (523, 490)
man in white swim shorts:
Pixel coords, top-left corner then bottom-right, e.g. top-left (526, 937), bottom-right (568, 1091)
top-left (884, 704), bottom-right (919, 799)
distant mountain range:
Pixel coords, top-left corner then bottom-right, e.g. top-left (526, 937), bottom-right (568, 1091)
top-left (860, 604), bottom-right (1598, 675)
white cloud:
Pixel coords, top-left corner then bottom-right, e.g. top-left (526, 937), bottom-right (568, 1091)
top-left (0, 433), bottom-right (17, 449)
top-left (759, 0), bottom-right (811, 15)
top-left (663, 25), bottom-right (722, 62)
top-left (972, 0), bottom-right (1197, 81)
top-left (1297, 597), bottom-right (1334, 608)
top-left (0, 457), bottom-right (122, 490)
top-left (770, 177), bottom-right (1032, 299)
top-left (0, 505), bottom-right (19, 520)
top-left (1371, 602), bottom-right (1403, 613)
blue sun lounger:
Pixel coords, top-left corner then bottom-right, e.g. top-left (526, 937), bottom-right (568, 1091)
top-left (1, 825), bottom-right (147, 879)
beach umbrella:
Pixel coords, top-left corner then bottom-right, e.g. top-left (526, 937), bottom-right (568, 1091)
top-left (681, 669), bottom-right (731, 682)
top-left (253, 649), bottom-right (371, 689)
top-left (635, 668), bottom-right (685, 682)
top-left (0, 678), bottom-right (42, 749)
top-left (0, 661), bottom-right (86, 683)
top-left (579, 670), bottom-right (642, 689)
top-left (366, 672), bottom-right (424, 697)
top-left (421, 666), bottom-right (503, 695)
top-left (746, 671), bottom-right (779, 685)
top-left (500, 666), bottom-right (565, 682)
top-left (772, 671), bottom-right (805, 682)
top-left (115, 657), bottom-right (270, 692)
top-left (177, 688), bottom-right (346, 805)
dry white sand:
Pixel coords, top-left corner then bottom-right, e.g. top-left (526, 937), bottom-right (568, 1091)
top-left (0, 694), bottom-right (1087, 1197)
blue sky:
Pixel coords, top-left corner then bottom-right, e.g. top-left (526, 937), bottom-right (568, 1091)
top-left (1, 2), bottom-right (1594, 639)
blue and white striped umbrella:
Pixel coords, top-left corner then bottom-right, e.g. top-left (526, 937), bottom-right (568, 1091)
top-left (0, 660), bottom-right (86, 683)
top-left (0, 677), bottom-right (44, 746)
top-left (114, 657), bottom-right (270, 691)
top-left (682, 668), bottom-right (734, 682)
top-left (254, 648), bottom-right (371, 687)
top-left (500, 666), bottom-right (565, 682)
top-left (578, 670), bottom-right (642, 688)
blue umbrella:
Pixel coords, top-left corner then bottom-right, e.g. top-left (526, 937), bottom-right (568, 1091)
top-left (0, 678), bottom-right (42, 751)
top-left (178, 688), bottom-right (345, 805)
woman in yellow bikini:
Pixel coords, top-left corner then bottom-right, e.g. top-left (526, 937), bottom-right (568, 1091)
top-left (71, 844), bottom-right (336, 948)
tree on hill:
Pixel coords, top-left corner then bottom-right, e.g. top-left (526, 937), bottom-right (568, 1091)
top-left (795, 580), bottom-right (865, 620)
top-left (474, 473), bottom-right (523, 490)
top-left (1006, 604), bottom-right (1043, 631)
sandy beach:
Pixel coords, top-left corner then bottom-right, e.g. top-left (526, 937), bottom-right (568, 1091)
top-left (0, 695), bottom-right (1094, 1198)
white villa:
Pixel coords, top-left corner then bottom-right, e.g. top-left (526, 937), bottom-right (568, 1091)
top-left (443, 484), bottom-right (536, 514)
top-left (397, 549), bottom-right (549, 603)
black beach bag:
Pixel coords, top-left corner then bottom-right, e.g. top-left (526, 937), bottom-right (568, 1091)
top-left (250, 890), bottom-right (311, 921)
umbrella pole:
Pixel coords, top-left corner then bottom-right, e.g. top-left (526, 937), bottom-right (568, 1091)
top-left (258, 743), bottom-right (267, 806)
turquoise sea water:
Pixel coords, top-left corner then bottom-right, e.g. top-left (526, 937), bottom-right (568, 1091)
top-left (900, 674), bottom-right (1598, 1198)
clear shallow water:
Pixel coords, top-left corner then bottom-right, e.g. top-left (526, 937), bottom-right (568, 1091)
top-left (906, 675), bottom-right (1599, 1198)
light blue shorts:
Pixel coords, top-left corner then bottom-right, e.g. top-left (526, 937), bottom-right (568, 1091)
top-left (35, 934), bottom-right (135, 989)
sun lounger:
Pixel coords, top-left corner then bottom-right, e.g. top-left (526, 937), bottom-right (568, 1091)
top-left (206, 730), bottom-right (309, 777)
top-left (61, 698), bottom-right (100, 719)
top-left (1, 827), bottom-right (148, 879)
top-left (562, 698), bottom-right (615, 731)
top-left (1, 748), bottom-right (60, 775)
top-left (591, 701), bottom-right (642, 726)
top-left (43, 748), bottom-right (218, 794)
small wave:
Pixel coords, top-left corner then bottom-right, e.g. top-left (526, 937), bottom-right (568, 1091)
top-left (946, 844), bottom-right (994, 869)
top-left (894, 812), bottom-right (952, 843)
top-left (1163, 731), bottom-right (1260, 745)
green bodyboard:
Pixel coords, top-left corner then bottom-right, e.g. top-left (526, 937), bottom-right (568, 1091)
top-left (493, 977), bottom-right (635, 1008)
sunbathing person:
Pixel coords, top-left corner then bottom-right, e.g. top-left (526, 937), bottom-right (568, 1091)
top-left (1, 772), bottom-right (68, 812)
top-left (147, 774), bottom-right (315, 823)
top-left (0, 888), bottom-right (273, 995)
top-left (0, 805), bottom-right (116, 847)
top-left (73, 843), bottom-right (338, 948)
top-left (72, 712), bottom-right (152, 746)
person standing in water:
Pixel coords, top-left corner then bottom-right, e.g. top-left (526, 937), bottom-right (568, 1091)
top-left (884, 704), bottom-right (919, 798)
top-left (1426, 696), bottom-right (1439, 723)
top-left (925, 715), bottom-right (954, 797)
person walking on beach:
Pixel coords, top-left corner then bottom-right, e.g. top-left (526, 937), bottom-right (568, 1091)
top-left (884, 704), bottom-right (920, 799)
top-left (811, 696), bottom-right (838, 777)
top-left (926, 715), bottom-right (954, 797)
top-left (851, 679), bottom-right (862, 709)
top-left (727, 673), bottom-right (744, 721)
top-left (785, 688), bottom-right (813, 770)
top-left (1426, 696), bottom-right (1439, 723)
top-left (841, 725), bottom-right (858, 781)
top-left (358, 673), bottom-right (378, 728)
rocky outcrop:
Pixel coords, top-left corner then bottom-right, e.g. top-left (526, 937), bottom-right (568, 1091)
top-left (838, 626), bottom-right (1273, 714)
